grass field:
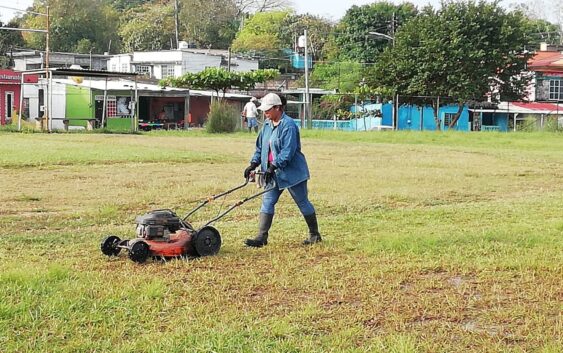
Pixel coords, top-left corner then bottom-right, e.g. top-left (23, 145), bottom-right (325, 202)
top-left (0, 130), bottom-right (562, 353)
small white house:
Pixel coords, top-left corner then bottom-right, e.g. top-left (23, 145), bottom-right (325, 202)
top-left (108, 42), bottom-right (259, 79)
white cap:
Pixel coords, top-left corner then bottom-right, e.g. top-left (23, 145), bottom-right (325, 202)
top-left (258, 93), bottom-right (282, 111)
top-left (250, 97), bottom-right (257, 102)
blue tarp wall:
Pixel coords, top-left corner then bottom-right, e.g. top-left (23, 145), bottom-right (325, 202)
top-left (397, 104), bottom-right (470, 131)
top-left (292, 117), bottom-right (383, 131)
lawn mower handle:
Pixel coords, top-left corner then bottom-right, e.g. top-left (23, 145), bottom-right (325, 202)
top-left (202, 180), bottom-right (277, 227)
top-left (182, 179), bottom-right (250, 221)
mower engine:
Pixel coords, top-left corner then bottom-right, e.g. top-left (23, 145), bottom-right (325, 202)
top-left (135, 210), bottom-right (181, 242)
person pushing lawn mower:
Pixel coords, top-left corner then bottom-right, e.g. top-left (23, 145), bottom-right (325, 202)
top-left (243, 93), bottom-right (322, 247)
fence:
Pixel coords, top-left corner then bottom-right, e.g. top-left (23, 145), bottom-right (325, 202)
top-left (292, 117), bottom-right (389, 131)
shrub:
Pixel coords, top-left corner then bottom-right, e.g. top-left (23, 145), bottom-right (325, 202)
top-left (205, 100), bottom-right (239, 133)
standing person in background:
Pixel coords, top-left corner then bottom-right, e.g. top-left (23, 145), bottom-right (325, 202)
top-left (242, 97), bottom-right (259, 133)
top-left (243, 93), bottom-right (322, 247)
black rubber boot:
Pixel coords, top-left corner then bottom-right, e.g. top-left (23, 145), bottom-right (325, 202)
top-left (245, 213), bottom-right (273, 247)
top-left (303, 213), bottom-right (322, 245)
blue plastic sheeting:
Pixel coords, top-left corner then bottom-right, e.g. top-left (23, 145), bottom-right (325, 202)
top-left (292, 117), bottom-right (384, 131)
top-left (291, 53), bottom-right (313, 69)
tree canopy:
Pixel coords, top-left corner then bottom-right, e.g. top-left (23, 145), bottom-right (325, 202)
top-left (231, 10), bottom-right (290, 53)
top-left (0, 21), bottom-right (25, 68)
top-left (178, 0), bottom-right (239, 49)
top-left (371, 0), bottom-right (534, 128)
top-left (119, 2), bottom-right (175, 52)
top-left (332, 2), bottom-right (418, 63)
top-left (160, 67), bottom-right (279, 97)
top-left (22, 0), bottom-right (120, 53)
top-left (278, 14), bottom-right (335, 61)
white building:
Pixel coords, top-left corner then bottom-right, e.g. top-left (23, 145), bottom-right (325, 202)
top-left (108, 42), bottom-right (259, 79)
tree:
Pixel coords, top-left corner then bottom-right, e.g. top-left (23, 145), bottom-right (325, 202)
top-left (22, 0), bottom-right (120, 53)
top-left (520, 16), bottom-right (562, 48)
top-left (160, 67), bottom-right (279, 98)
top-left (231, 10), bottom-right (290, 53)
top-left (0, 21), bottom-right (25, 68)
top-left (333, 2), bottom-right (417, 63)
top-left (109, 0), bottom-right (153, 11)
top-left (234, 0), bottom-right (293, 15)
top-left (278, 14), bottom-right (335, 61)
top-left (231, 10), bottom-right (292, 71)
top-left (509, 0), bottom-right (563, 34)
top-left (119, 2), bottom-right (176, 52)
top-left (308, 61), bottom-right (364, 92)
top-left (178, 0), bottom-right (239, 49)
top-left (371, 1), bottom-right (534, 129)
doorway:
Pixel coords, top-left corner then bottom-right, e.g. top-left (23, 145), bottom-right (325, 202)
top-left (5, 91), bottom-right (14, 124)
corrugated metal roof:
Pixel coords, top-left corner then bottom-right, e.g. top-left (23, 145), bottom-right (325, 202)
top-left (528, 51), bottom-right (563, 71)
top-left (470, 101), bottom-right (563, 114)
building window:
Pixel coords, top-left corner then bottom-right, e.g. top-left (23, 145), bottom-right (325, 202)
top-left (443, 113), bottom-right (458, 127)
top-left (106, 99), bottom-right (117, 117)
top-left (111, 64), bottom-right (117, 72)
top-left (549, 79), bottom-right (562, 101)
top-left (136, 65), bottom-right (151, 76)
top-left (162, 65), bottom-right (175, 78)
top-left (121, 63), bottom-right (128, 72)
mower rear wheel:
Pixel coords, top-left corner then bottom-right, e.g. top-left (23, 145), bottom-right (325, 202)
top-left (101, 235), bottom-right (121, 257)
top-left (128, 240), bottom-right (150, 263)
top-left (193, 226), bottom-right (221, 257)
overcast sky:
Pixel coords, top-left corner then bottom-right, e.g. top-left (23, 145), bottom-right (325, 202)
top-left (0, 0), bottom-right (560, 24)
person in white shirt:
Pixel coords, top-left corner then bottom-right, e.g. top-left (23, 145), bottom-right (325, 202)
top-left (242, 97), bottom-right (259, 133)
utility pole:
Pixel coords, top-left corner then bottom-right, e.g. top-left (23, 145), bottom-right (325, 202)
top-left (174, 0), bottom-right (180, 48)
top-left (0, 5), bottom-right (49, 131)
top-left (304, 29), bottom-right (311, 129)
top-left (391, 12), bottom-right (396, 40)
top-left (45, 5), bottom-right (51, 132)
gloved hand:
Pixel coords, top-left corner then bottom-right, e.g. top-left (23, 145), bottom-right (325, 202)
top-left (264, 164), bottom-right (277, 184)
top-left (244, 162), bottom-right (259, 179)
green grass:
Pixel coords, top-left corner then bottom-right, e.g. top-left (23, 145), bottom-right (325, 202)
top-left (0, 130), bottom-right (562, 352)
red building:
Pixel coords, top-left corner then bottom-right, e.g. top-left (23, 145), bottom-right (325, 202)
top-left (0, 69), bottom-right (22, 125)
top-left (0, 69), bottom-right (38, 125)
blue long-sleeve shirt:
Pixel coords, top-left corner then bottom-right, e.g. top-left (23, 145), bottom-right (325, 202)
top-left (250, 113), bottom-right (310, 189)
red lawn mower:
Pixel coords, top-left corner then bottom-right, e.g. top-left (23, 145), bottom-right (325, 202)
top-left (100, 173), bottom-right (273, 263)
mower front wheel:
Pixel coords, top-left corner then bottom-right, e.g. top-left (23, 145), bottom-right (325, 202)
top-left (193, 226), bottom-right (221, 257)
top-left (101, 235), bottom-right (121, 257)
top-left (128, 240), bottom-right (150, 263)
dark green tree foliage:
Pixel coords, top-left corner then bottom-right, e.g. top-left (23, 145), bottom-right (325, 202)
top-left (0, 21), bottom-right (25, 68)
top-left (334, 2), bottom-right (417, 63)
top-left (108, 0), bottom-right (153, 11)
top-left (23, 0), bottom-right (120, 53)
top-left (119, 2), bottom-right (175, 51)
top-left (179, 0), bottom-right (239, 49)
top-left (371, 0), bottom-right (533, 128)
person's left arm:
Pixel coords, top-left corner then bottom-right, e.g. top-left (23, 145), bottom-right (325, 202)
top-left (273, 123), bottom-right (298, 169)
